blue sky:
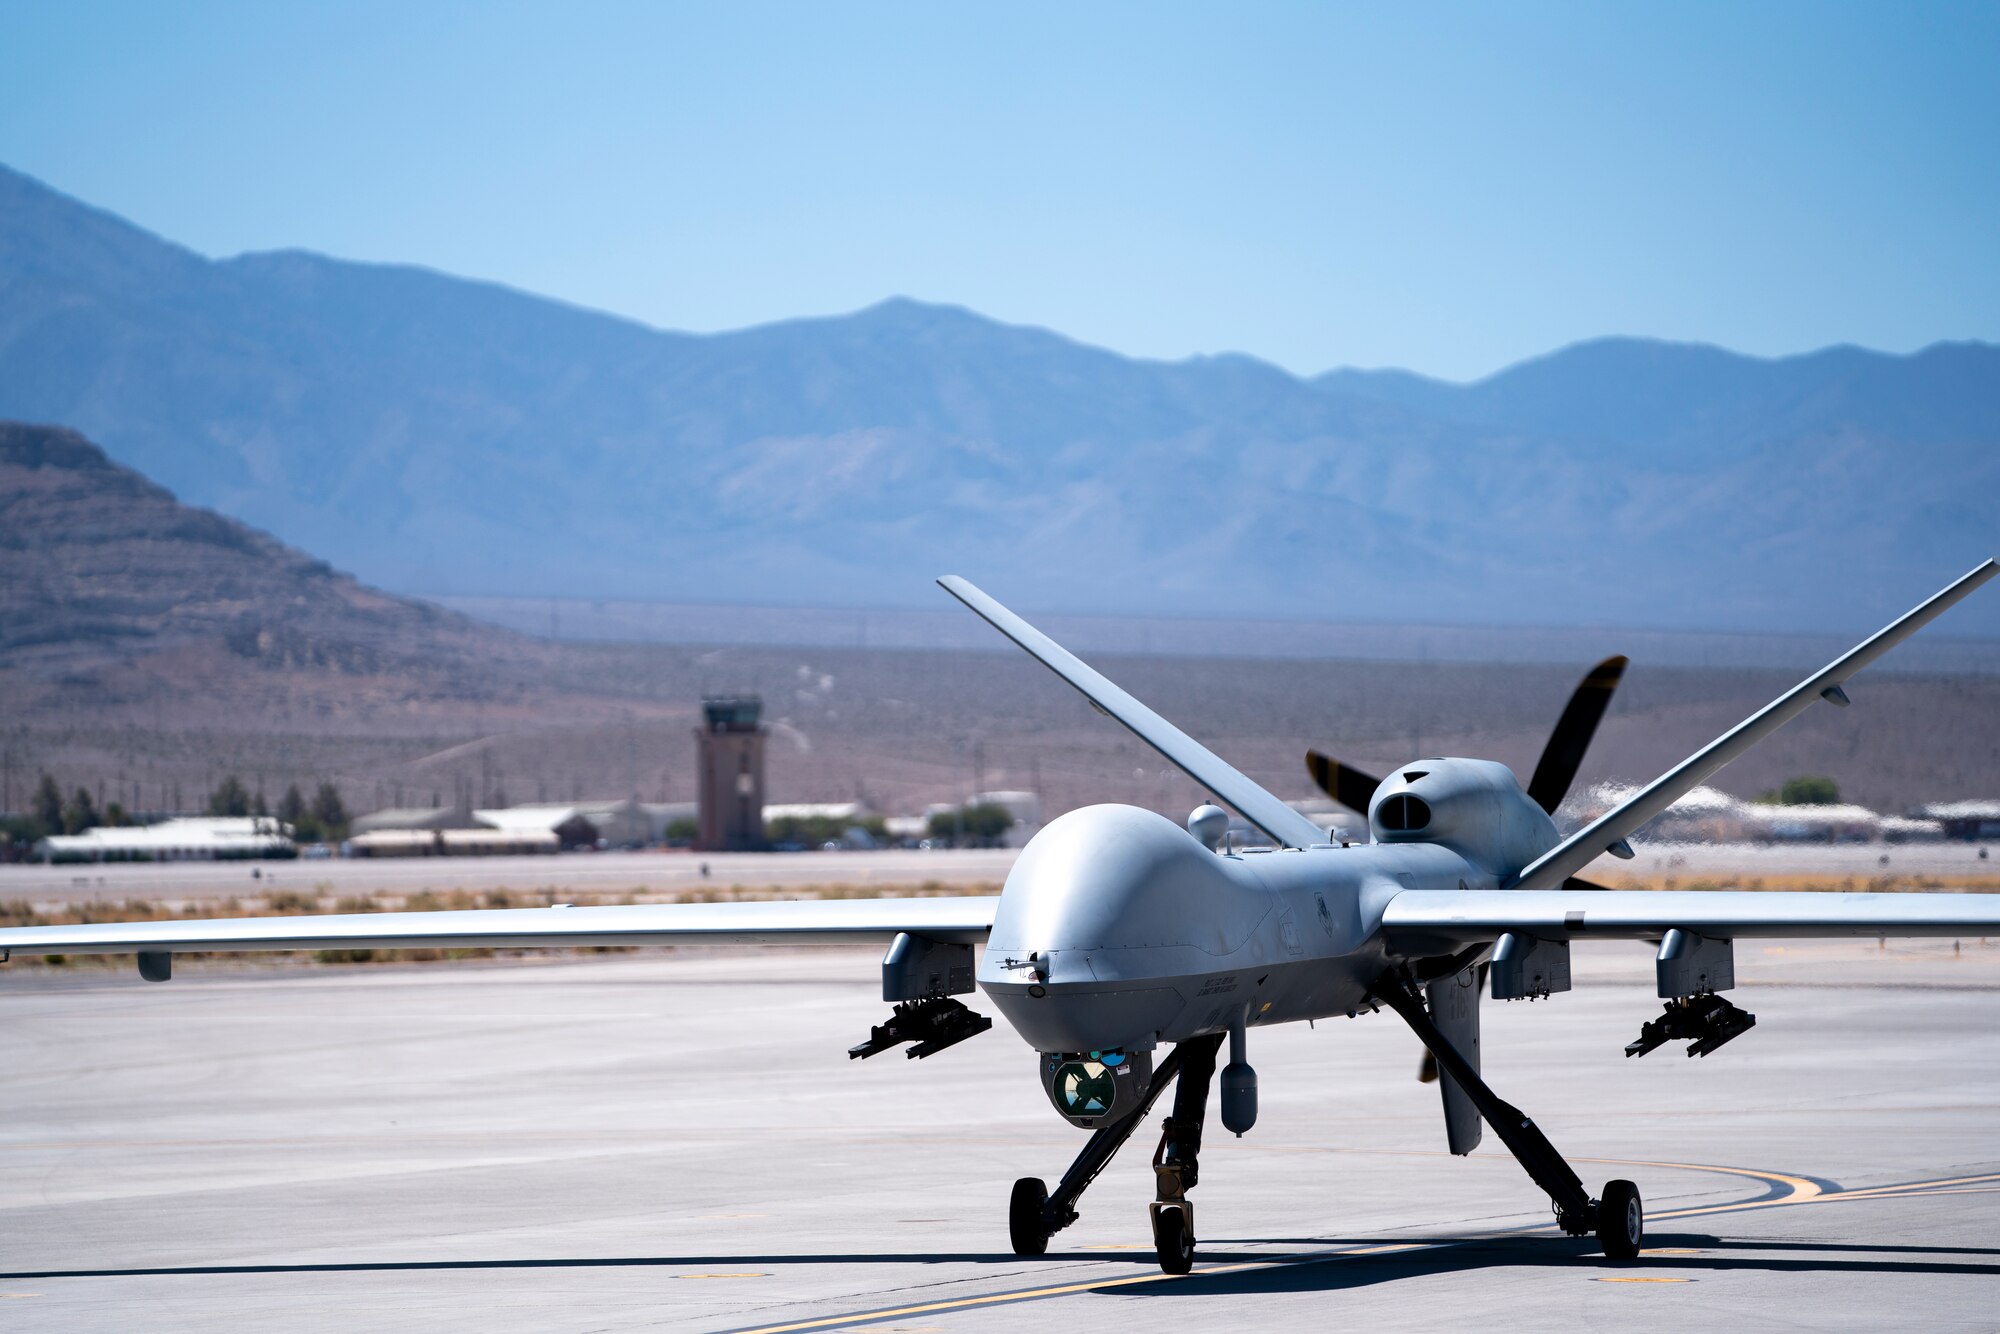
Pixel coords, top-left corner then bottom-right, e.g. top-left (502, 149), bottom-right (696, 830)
top-left (3, 2), bottom-right (1995, 379)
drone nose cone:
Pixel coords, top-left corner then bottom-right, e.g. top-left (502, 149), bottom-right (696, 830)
top-left (979, 804), bottom-right (1258, 1053)
top-left (989, 804), bottom-right (1245, 956)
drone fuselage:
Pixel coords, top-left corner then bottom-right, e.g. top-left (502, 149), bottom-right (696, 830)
top-left (979, 757), bottom-right (1560, 1055)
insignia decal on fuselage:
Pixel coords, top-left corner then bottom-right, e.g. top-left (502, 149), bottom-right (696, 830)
top-left (1279, 911), bottom-right (1303, 956)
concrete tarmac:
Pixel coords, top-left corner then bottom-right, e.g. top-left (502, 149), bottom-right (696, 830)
top-left (3, 941), bottom-right (1999, 1331)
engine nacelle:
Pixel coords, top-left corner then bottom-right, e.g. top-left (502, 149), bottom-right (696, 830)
top-left (1040, 1048), bottom-right (1154, 1129)
top-left (1368, 757), bottom-right (1560, 875)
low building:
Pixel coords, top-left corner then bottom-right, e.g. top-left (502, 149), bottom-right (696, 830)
top-left (39, 817), bottom-right (294, 863)
top-left (1739, 802), bottom-right (1881, 843)
top-left (439, 827), bottom-right (559, 856)
top-left (763, 802), bottom-right (873, 824)
top-left (1915, 801), bottom-right (2000, 841)
top-left (349, 827), bottom-right (560, 857)
top-left (350, 806), bottom-right (484, 835)
top-left (1879, 816), bottom-right (1946, 843)
top-left (475, 800), bottom-right (655, 849)
top-left (348, 829), bottom-right (446, 858)
top-left (1571, 783), bottom-right (1752, 843)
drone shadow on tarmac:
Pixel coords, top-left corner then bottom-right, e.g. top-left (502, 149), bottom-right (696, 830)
top-left (1116, 1232), bottom-right (2000, 1297)
top-left (8, 1234), bottom-right (2000, 1288)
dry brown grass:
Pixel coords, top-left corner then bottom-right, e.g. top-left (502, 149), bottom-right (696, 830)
top-left (1589, 872), bottom-right (2000, 894)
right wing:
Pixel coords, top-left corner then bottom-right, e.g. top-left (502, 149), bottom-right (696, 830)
top-left (1382, 888), bottom-right (2000, 953)
top-left (939, 575), bottom-right (1329, 849)
top-left (1511, 559), bottom-right (1997, 893)
top-left (0, 895), bottom-right (998, 959)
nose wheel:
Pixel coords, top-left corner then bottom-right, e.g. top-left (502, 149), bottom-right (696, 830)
top-left (1150, 1202), bottom-right (1194, 1274)
top-left (1009, 1177), bottom-right (1050, 1256)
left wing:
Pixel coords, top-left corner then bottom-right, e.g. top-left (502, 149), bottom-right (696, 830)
top-left (0, 895), bottom-right (998, 959)
top-left (939, 575), bottom-right (1329, 849)
top-left (1511, 559), bottom-right (1996, 893)
top-left (1381, 888), bottom-right (2000, 952)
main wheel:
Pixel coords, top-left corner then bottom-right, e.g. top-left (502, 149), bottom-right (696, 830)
top-left (1009, 1177), bottom-right (1050, 1256)
top-left (1597, 1178), bottom-right (1643, 1260)
top-left (1152, 1205), bottom-right (1194, 1274)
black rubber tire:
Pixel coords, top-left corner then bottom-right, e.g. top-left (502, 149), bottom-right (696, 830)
top-left (1152, 1205), bottom-right (1195, 1275)
top-left (1597, 1179), bottom-right (1643, 1260)
top-left (1009, 1177), bottom-right (1050, 1256)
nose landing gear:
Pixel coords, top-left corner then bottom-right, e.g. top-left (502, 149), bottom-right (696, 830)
top-left (1007, 1032), bottom-right (1225, 1273)
top-left (1148, 1035), bottom-right (1220, 1273)
top-left (1149, 1200), bottom-right (1195, 1274)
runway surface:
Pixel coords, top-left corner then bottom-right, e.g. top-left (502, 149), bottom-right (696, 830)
top-left (3, 941), bottom-right (1999, 1330)
top-left (4, 839), bottom-right (1991, 909)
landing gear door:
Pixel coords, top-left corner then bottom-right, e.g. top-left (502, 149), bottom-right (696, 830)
top-left (1426, 964), bottom-right (1483, 1155)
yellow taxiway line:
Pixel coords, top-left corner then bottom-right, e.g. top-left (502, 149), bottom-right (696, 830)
top-left (720, 1159), bottom-right (1993, 1334)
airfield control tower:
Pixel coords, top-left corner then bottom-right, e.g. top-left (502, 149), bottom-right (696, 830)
top-left (695, 695), bottom-right (767, 852)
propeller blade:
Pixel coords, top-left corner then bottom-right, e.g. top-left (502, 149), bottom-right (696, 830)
top-left (1526, 655), bottom-right (1629, 814)
top-left (1305, 749), bottom-right (1383, 814)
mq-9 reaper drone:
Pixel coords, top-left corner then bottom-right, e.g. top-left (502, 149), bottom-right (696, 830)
top-left (3, 561), bottom-right (1996, 1275)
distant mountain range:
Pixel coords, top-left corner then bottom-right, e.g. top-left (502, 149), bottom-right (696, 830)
top-left (2, 163), bottom-right (1995, 634)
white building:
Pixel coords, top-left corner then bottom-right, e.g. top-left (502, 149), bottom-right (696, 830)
top-left (350, 806), bottom-right (484, 835)
top-left (762, 802), bottom-right (873, 824)
top-left (1878, 815), bottom-right (1946, 843)
top-left (348, 826), bottom-right (561, 857)
top-left (475, 800), bottom-right (655, 848)
top-left (39, 817), bottom-right (294, 862)
top-left (1916, 801), bottom-right (2000, 840)
top-left (1739, 802), bottom-right (1882, 843)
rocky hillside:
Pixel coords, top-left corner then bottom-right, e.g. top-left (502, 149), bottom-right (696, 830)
top-left (0, 420), bottom-right (522, 685)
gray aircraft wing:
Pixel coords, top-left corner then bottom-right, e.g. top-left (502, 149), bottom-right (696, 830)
top-left (1509, 559), bottom-right (1998, 894)
top-left (938, 575), bottom-right (1329, 849)
top-left (1381, 888), bottom-right (2000, 953)
top-left (0, 895), bottom-right (998, 959)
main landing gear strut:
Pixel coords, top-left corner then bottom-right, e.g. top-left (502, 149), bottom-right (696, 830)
top-left (1009, 1033), bottom-right (1224, 1274)
top-left (1369, 967), bottom-right (1644, 1260)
